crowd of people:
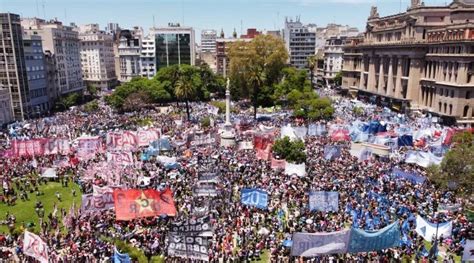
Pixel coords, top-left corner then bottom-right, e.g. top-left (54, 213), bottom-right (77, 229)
top-left (0, 93), bottom-right (472, 262)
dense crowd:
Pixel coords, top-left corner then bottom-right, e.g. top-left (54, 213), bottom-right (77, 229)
top-left (0, 95), bottom-right (472, 262)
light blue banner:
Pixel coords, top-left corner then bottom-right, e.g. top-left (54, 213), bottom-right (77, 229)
top-left (309, 191), bottom-right (338, 212)
top-left (241, 188), bottom-right (268, 209)
top-left (291, 230), bottom-right (350, 256)
top-left (348, 221), bottom-right (401, 253)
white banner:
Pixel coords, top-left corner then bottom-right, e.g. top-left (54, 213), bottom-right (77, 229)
top-left (415, 215), bottom-right (452, 242)
top-left (463, 239), bottom-right (474, 262)
top-left (284, 162), bottom-right (306, 177)
top-left (23, 231), bottom-right (49, 263)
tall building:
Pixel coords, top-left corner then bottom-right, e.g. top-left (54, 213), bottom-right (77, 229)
top-left (0, 13), bottom-right (30, 120)
top-left (140, 34), bottom-right (156, 78)
top-left (322, 36), bottom-right (347, 84)
top-left (154, 24), bottom-right (195, 71)
top-left (78, 24), bottom-right (117, 90)
top-left (0, 85), bottom-right (14, 125)
top-left (283, 17), bottom-right (316, 69)
top-left (201, 29), bottom-right (217, 53)
top-left (23, 34), bottom-right (49, 115)
top-left (21, 18), bottom-right (84, 99)
top-left (117, 28), bottom-right (142, 82)
top-left (105, 23), bottom-right (120, 34)
top-left (342, 0), bottom-right (474, 126)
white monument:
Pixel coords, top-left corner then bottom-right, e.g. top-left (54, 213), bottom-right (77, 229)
top-left (220, 78), bottom-right (236, 147)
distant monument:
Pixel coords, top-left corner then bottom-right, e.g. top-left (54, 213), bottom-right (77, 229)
top-left (220, 78), bottom-right (236, 147)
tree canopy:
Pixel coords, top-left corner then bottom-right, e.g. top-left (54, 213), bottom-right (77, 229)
top-left (428, 131), bottom-right (474, 198)
top-left (272, 136), bottom-right (307, 164)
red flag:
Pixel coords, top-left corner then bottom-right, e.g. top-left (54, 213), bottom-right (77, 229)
top-left (113, 188), bottom-right (177, 220)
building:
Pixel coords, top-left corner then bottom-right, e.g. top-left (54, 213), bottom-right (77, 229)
top-left (105, 23), bottom-right (120, 34)
top-left (23, 34), bottom-right (49, 115)
top-left (117, 29), bottom-right (142, 82)
top-left (201, 29), bottom-right (217, 53)
top-left (154, 24), bottom-right (195, 71)
top-left (240, 28), bottom-right (261, 39)
top-left (265, 30), bottom-right (282, 39)
top-left (283, 17), bottom-right (316, 69)
top-left (323, 36), bottom-right (347, 83)
top-left (140, 34), bottom-right (156, 78)
top-left (21, 18), bottom-right (84, 99)
top-left (0, 85), bottom-right (14, 125)
top-left (1, 13), bottom-right (30, 120)
top-left (78, 24), bottom-right (117, 90)
top-left (310, 23), bottom-right (360, 53)
top-left (341, 0), bottom-right (474, 126)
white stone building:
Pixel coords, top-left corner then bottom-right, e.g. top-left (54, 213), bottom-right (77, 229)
top-left (140, 34), bottom-right (156, 79)
top-left (78, 24), bottom-right (117, 90)
top-left (0, 86), bottom-right (14, 125)
top-left (323, 36), bottom-right (347, 83)
top-left (201, 29), bottom-right (217, 53)
top-left (21, 18), bottom-right (84, 98)
top-left (117, 28), bottom-right (142, 82)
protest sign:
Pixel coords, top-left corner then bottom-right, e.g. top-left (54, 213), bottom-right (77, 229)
top-left (348, 221), bottom-right (401, 253)
top-left (167, 234), bottom-right (209, 261)
top-left (241, 188), bottom-right (268, 209)
top-left (170, 216), bottom-right (213, 237)
top-left (113, 188), bottom-right (176, 220)
top-left (23, 231), bottom-right (49, 263)
top-left (291, 230), bottom-right (350, 256)
top-left (309, 191), bottom-right (339, 212)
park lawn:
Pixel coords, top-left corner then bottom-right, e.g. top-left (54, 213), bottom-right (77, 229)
top-left (252, 250), bottom-right (270, 262)
top-left (0, 181), bottom-right (81, 234)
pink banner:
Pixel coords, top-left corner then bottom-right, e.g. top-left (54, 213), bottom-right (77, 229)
top-left (82, 161), bottom-right (122, 186)
top-left (106, 151), bottom-right (134, 165)
top-left (137, 129), bottom-right (160, 147)
top-left (11, 138), bottom-right (70, 157)
top-left (271, 158), bottom-right (286, 170)
top-left (106, 131), bottom-right (138, 150)
top-left (256, 145), bottom-right (271, 161)
top-left (77, 137), bottom-right (103, 160)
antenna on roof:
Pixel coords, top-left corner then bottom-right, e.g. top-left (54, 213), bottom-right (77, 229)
top-left (36, 0), bottom-right (40, 17)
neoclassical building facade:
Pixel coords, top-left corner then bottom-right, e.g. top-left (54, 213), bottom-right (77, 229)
top-left (342, 0), bottom-right (474, 126)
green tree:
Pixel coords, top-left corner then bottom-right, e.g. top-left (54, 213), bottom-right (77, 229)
top-left (86, 84), bottom-right (98, 97)
top-left (272, 136), bottom-right (306, 164)
top-left (227, 34), bottom-right (288, 119)
top-left (428, 132), bottom-right (474, 197)
top-left (175, 67), bottom-right (197, 120)
top-left (333, 71), bottom-right (343, 86)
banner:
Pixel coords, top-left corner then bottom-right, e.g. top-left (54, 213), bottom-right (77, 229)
top-left (462, 239), bottom-right (474, 262)
top-left (189, 133), bottom-right (216, 147)
top-left (284, 162), bottom-right (306, 177)
top-left (309, 191), bottom-right (339, 212)
top-left (107, 131), bottom-right (138, 150)
top-left (253, 133), bottom-right (273, 150)
top-left (81, 191), bottom-right (115, 213)
top-left (291, 230), bottom-right (351, 256)
top-left (391, 168), bottom-right (426, 184)
top-left (77, 137), bottom-right (103, 160)
top-left (170, 216), bottom-right (213, 237)
top-left (113, 188), bottom-right (177, 220)
top-left (256, 146), bottom-right (271, 161)
top-left (193, 185), bottom-right (219, 197)
top-left (323, 146), bottom-right (341, 160)
top-left (415, 215), bottom-right (452, 242)
top-left (92, 185), bottom-right (115, 210)
top-left (23, 231), bottom-right (49, 263)
top-left (11, 138), bottom-right (70, 157)
top-left (168, 234), bottom-right (209, 261)
top-left (405, 151), bottom-right (442, 168)
top-left (238, 141), bottom-right (254, 150)
top-left (107, 151), bottom-right (134, 165)
top-left (348, 221), bottom-right (401, 253)
top-left (241, 188), bottom-right (268, 209)
top-left (137, 129), bottom-right (160, 147)
top-left (114, 246), bottom-right (131, 263)
top-left (271, 158), bottom-right (286, 170)
top-left (198, 172), bottom-right (219, 183)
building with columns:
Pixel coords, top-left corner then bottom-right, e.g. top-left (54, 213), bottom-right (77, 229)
top-left (342, 0), bottom-right (474, 126)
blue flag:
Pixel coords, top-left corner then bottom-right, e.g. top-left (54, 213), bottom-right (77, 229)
top-left (348, 221), bottom-right (401, 253)
top-left (309, 191), bottom-right (339, 212)
top-left (241, 188), bottom-right (268, 209)
top-left (114, 247), bottom-right (131, 263)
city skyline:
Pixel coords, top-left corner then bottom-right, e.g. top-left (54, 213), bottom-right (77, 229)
top-left (2, 0), bottom-right (451, 39)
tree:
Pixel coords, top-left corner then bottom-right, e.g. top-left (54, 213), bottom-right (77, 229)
top-left (175, 67), bottom-right (197, 120)
top-left (428, 131), bottom-right (474, 198)
top-left (333, 71), bottom-right (343, 87)
top-left (86, 84), bottom-right (98, 97)
top-left (272, 136), bottom-right (306, 164)
top-left (227, 34), bottom-right (288, 119)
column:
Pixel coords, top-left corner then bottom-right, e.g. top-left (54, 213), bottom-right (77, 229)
top-left (367, 56), bottom-right (377, 92)
top-left (394, 57), bottom-right (403, 98)
top-left (359, 67), bottom-right (365, 90)
top-left (406, 58), bottom-right (422, 102)
top-left (387, 57), bottom-right (395, 96)
top-left (457, 62), bottom-right (468, 84)
top-left (377, 56), bottom-right (385, 94)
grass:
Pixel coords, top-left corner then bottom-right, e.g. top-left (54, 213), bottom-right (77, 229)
top-left (251, 250), bottom-right (271, 263)
top-left (0, 181), bottom-right (81, 234)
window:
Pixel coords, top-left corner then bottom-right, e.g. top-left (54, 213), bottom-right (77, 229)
top-left (466, 91), bottom-right (471, 99)
top-left (449, 104), bottom-right (453, 115)
top-left (450, 90), bottom-right (454, 98)
top-left (464, 105), bottom-right (469, 117)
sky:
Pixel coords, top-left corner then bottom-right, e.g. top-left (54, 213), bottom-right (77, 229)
top-left (1, 0), bottom-right (451, 40)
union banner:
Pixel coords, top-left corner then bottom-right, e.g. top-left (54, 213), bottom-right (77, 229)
top-left (113, 188), bottom-right (177, 220)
